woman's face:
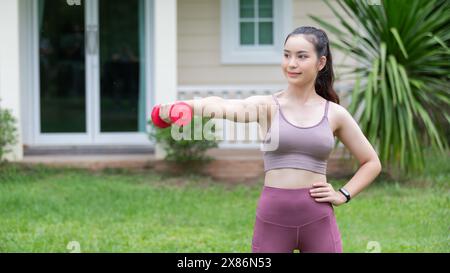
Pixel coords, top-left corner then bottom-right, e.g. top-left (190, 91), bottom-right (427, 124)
top-left (281, 35), bottom-right (326, 86)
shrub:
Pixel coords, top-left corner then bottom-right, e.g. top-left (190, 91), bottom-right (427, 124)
top-left (0, 100), bottom-right (18, 163)
top-left (148, 115), bottom-right (219, 172)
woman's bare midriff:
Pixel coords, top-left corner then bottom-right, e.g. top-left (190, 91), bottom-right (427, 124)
top-left (264, 168), bottom-right (327, 189)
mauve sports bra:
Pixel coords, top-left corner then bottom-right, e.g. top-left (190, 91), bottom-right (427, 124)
top-left (262, 93), bottom-right (335, 175)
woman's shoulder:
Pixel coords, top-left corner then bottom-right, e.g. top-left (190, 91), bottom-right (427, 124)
top-left (327, 101), bottom-right (356, 131)
top-left (245, 93), bottom-right (278, 107)
top-left (328, 101), bottom-right (351, 118)
top-left (243, 93), bottom-right (275, 106)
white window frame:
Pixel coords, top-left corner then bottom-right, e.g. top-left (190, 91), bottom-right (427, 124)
top-left (221, 0), bottom-right (292, 64)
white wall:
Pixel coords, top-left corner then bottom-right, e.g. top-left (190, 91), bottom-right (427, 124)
top-left (153, 0), bottom-right (178, 159)
top-left (177, 0), bottom-right (357, 90)
top-left (0, 0), bottom-right (23, 161)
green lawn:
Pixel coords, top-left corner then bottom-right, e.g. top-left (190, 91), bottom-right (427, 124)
top-left (0, 150), bottom-right (448, 253)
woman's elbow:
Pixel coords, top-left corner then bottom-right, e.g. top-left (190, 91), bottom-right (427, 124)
top-left (373, 158), bottom-right (382, 175)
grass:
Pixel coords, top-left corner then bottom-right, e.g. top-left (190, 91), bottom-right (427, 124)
top-left (0, 149), bottom-right (448, 253)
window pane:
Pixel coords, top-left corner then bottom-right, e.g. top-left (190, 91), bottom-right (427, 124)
top-left (39, 0), bottom-right (86, 133)
top-left (258, 0), bottom-right (273, 18)
top-left (239, 0), bottom-right (254, 18)
top-left (258, 22), bottom-right (273, 45)
top-left (99, 0), bottom-right (145, 132)
top-left (240, 22), bottom-right (255, 45)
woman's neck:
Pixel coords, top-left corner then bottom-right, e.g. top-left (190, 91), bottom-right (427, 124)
top-left (284, 83), bottom-right (321, 105)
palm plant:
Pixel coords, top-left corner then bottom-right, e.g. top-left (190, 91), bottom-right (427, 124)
top-left (310, 0), bottom-right (450, 176)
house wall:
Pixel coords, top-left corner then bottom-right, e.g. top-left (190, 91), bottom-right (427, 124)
top-left (0, 0), bottom-right (23, 161)
top-left (177, 0), bottom-right (356, 89)
top-left (0, 0), bottom-right (358, 161)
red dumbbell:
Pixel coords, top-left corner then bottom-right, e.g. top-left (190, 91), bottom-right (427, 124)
top-left (151, 104), bottom-right (171, 128)
top-left (151, 101), bottom-right (193, 128)
top-left (169, 101), bottom-right (193, 126)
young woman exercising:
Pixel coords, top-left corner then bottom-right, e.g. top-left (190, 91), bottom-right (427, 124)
top-left (153, 26), bottom-right (382, 253)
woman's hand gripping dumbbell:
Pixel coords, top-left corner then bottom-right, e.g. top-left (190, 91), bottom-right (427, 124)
top-left (151, 101), bottom-right (193, 128)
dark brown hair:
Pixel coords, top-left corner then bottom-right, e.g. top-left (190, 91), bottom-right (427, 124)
top-left (284, 26), bottom-right (340, 104)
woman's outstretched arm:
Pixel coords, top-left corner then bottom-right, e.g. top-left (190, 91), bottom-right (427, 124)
top-left (158, 96), bottom-right (271, 124)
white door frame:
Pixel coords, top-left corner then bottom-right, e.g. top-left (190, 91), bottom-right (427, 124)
top-left (29, 0), bottom-right (154, 146)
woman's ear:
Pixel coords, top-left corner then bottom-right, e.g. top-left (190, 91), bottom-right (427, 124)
top-left (318, 56), bottom-right (327, 72)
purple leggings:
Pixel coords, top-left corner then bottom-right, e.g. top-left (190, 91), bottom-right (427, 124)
top-left (251, 186), bottom-right (343, 253)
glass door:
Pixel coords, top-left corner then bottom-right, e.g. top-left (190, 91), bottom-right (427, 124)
top-left (35, 0), bottom-right (150, 145)
top-left (98, 0), bottom-right (147, 134)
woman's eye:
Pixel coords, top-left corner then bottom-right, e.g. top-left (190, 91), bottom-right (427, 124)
top-left (283, 54), bottom-right (308, 59)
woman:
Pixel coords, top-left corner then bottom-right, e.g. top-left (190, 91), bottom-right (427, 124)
top-left (157, 26), bottom-right (382, 253)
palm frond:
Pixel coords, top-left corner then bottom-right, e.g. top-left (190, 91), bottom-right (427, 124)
top-left (310, 0), bottom-right (450, 176)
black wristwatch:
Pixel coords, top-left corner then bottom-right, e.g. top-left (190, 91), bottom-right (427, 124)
top-left (339, 188), bottom-right (351, 203)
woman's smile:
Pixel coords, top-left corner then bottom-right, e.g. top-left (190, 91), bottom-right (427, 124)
top-left (287, 72), bottom-right (302, 77)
